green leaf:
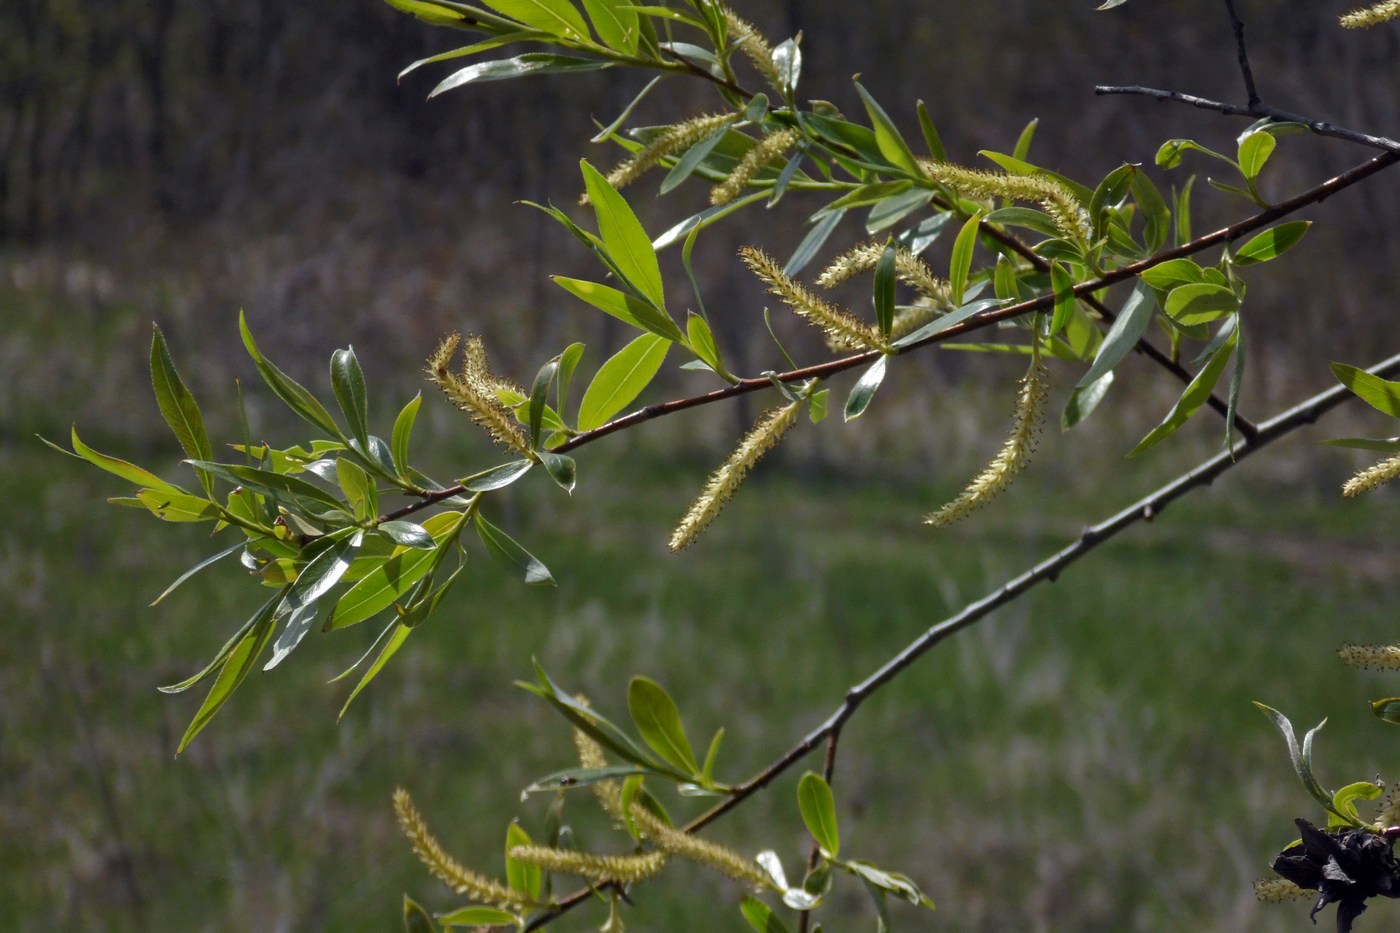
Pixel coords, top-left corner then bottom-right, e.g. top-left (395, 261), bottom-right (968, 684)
top-left (326, 511), bottom-right (465, 630)
top-left (701, 726), bottom-right (725, 788)
top-left (581, 0), bottom-right (640, 53)
top-left (184, 460), bottom-right (347, 514)
top-left (540, 450), bottom-right (577, 493)
top-left (578, 333), bottom-right (669, 431)
top-left (984, 206), bottom-right (1061, 239)
top-left (1131, 170), bottom-right (1171, 252)
top-left (976, 150), bottom-right (1094, 204)
top-left (336, 457), bottom-right (377, 521)
top-left (519, 661), bottom-right (671, 773)
top-left (505, 822), bottom-right (542, 899)
top-left (378, 521), bottom-right (435, 549)
top-left (1155, 138), bottom-right (1234, 172)
top-left (430, 53), bottom-right (612, 97)
top-left (136, 487), bottom-right (221, 523)
top-left (556, 341), bottom-right (585, 417)
top-left (785, 209), bottom-right (845, 278)
top-left (948, 211), bottom-right (982, 304)
top-left (808, 389), bottom-right (829, 424)
top-left (1062, 370), bottom-right (1113, 430)
top-left (64, 426), bottom-right (185, 496)
top-left (1331, 362), bottom-right (1400, 417)
top-left (150, 325), bottom-right (213, 493)
top-left (1330, 781), bottom-right (1383, 828)
top-left (841, 860), bottom-right (935, 908)
top-left (391, 394), bottom-right (422, 478)
top-left (854, 81), bottom-right (922, 175)
top-left (475, 513), bottom-right (555, 585)
top-left (280, 530), bottom-right (363, 619)
top-left (521, 764), bottom-right (654, 797)
top-left (436, 906), bottom-right (519, 927)
top-left (628, 676), bottom-right (699, 775)
top-left (661, 124), bottom-right (731, 194)
top-left (152, 541), bottom-right (245, 606)
top-left (581, 159), bottom-right (666, 309)
top-left (865, 187), bottom-right (933, 234)
top-left (1138, 258), bottom-right (1207, 291)
top-left (1077, 281), bottom-right (1154, 388)
top-left (1320, 436), bottom-right (1400, 452)
top-left (1370, 697), bottom-right (1400, 724)
top-left (1237, 131), bottom-right (1276, 181)
top-left (1049, 261), bottom-right (1076, 336)
top-left (552, 276), bottom-right (684, 342)
top-left (1127, 331), bottom-right (1235, 457)
top-left (873, 242), bottom-right (896, 339)
top-left (483, 0), bottom-right (590, 38)
top-left (239, 312), bottom-right (343, 439)
top-left (916, 99), bottom-right (946, 162)
top-left (263, 600), bottom-right (327, 672)
top-left (460, 459), bottom-right (535, 492)
top-left (339, 622), bottom-right (413, 718)
top-left (1253, 702), bottom-right (1350, 821)
top-left (403, 895), bottom-right (437, 933)
top-left (843, 355), bottom-right (887, 422)
top-left (331, 347), bottom-right (370, 449)
top-left (176, 587), bottom-right (286, 753)
top-left (1233, 221), bottom-right (1310, 266)
top-left (527, 357), bottom-right (560, 449)
top-left (1164, 283), bottom-right (1239, 326)
top-left (686, 311), bottom-right (725, 375)
top-left (740, 895), bottom-right (794, 933)
top-left (797, 772), bottom-right (840, 857)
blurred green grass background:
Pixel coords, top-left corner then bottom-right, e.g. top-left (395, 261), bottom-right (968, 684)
top-left (6, 273), bottom-right (1400, 932)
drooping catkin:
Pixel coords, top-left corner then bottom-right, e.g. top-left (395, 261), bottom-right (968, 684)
top-left (1341, 0), bottom-right (1400, 27)
top-left (669, 402), bottom-right (801, 551)
top-left (1253, 878), bottom-right (1313, 903)
top-left (604, 113), bottom-right (734, 192)
top-left (1338, 643), bottom-right (1400, 671)
top-left (711, 128), bottom-right (801, 205)
top-left (721, 5), bottom-right (782, 90)
top-left (817, 241), bottom-right (951, 304)
top-left (627, 803), bottom-right (772, 890)
top-left (918, 159), bottom-right (1091, 244)
top-left (1342, 451), bottom-right (1400, 496)
top-left (508, 845), bottom-right (667, 883)
top-left (392, 788), bottom-right (539, 911)
top-left (925, 349), bottom-right (1049, 527)
top-left (739, 246), bottom-right (883, 351)
top-left (427, 333), bottom-right (531, 455)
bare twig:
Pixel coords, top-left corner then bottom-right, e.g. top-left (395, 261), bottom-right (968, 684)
top-left (1222, 0), bottom-right (1261, 107)
top-left (1094, 85), bottom-right (1400, 155)
top-left (378, 151), bottom-right (1398, 526)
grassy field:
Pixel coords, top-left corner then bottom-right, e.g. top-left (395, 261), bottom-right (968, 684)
top-left (7, 267), bottom-right (1400, 933)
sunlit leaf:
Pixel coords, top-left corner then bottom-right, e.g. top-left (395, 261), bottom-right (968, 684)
top-left (797, 772), bottom-right (840, 857)
top-left (628, 676), bottom-right (698, 774)
top-left (844, 354), bottom-right (887, 422)
top-left (581, 159), bottom-right (666, 309)
top-left (1330, 362), bottom-right (1400, 418)
top-left (475, 513), bottom-right (555, 585)
top-left (1233, 221), bottom-right (1310, 266)
top-left (578, 333), bottom-right (670, 431)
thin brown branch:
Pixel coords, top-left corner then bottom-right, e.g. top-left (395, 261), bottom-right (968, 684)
top-left (1222, 0), bottom-right (1261, 107)
top-left (1093, 85), bottom-right (1400, 155)
top-left (379, 151), bottom-right (1398, 527)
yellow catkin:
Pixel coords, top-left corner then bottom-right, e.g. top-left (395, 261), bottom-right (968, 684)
top-left (1337, 643), bottom-right (1400, 670)
top-left (509, 845), bottom-right (667, 883)
top-left (572, 709), bottom-right (626, 818)
top-left (926, 351), bottom-right (1049, 527)
top-left (739, 246), bottom-right (882, 351)
top-left (426, 333), bottom-right (530, 455)
top-left (604, 113), bottom-right (734, 192)
top-left (1342, 451), bottom-right (1400, 496)
top-left (1341, 0), bottom-right (1400, 27)
top-left (392, 788), bottom-right (538, 912)
top-left (711, 128), bottom-right (801, 205)
top-left (627, 803), bottom-right (772, 890)
top-left (1253, 878), bottom-right (1313, 903)
top-left (669, 402), bottom-right (801, 551)
top-left (918, 159), bottom-right (1091, 244)
top-left (721, 5), bottom-right (782, 90)
top-left (817, 242), bottom-right (951, 304)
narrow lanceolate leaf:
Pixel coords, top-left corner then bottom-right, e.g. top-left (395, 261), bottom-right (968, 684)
top-left (628, 676), bottom-right (699, 775)
top-left (280, 530), bottom-right (363, 618)
top-left (136, 488), bottom-right (221, 523)
top-left (552, 276), bottom-right (684, 343)
top-left (1233, 220), bottom-right (1310, 266)
top-left (540, 451), bottom-right (577, 493)
top-left (854, 81), bottom-right (922, 175)
top-left (65, 426), bottom-right (184, 495)
top-left (391, 393), bottom-right (422, 479)
top-left (578, 333), bottom-right (670, 431)
top-left (797, 772), bottom-right (840, 857)
top-left (873, 242), bottom-right (897, 339)
top-left (1078, 281), bottom-right (1154, 388)
top-left (740, 895), bottom-right (795, 933)
top-left (581, 159), bottom-right (666, 309)
top-left (331, 346), bottom-right (370, 449)
top-left (240, 312), bottom-right (343, 438)
top-left (1253, 702), bottom-right (1342, 818)
top-left (948, 211), bottom-right (982, 304)
top-left (475, 513), bottom-right (555, 585)
top-left (460, 459), bottom-right (534, 492)
top-left (402, 895), bottom-right (436, 933)
top-left (378, 521), bottom-right (436, 549)
top-left (1164, 283), bottom-right (1239, 326)
top-left (528, 357), bottom-right (560, 450)
top-left (1331, 362), bottom-right (1400, 417)
top-left (1049, 261), bottom-right (1076, 336)
top-left (687, 312), bottom-right (725, 375)
top-left (435, 906), bottom-right (520, 927)
top-left (152, 541), bottom-right (245, 606)
top-left (916, 100), bottom-right (947, 162)
top-left (844, 354), bottom-right (888, 421)
top-left (326, 511), bottom-right (465, 631)
top-left (339, 623), bottom-right (413, 719)
top-left (1128, 331), bottom-right (1236, 457)
top-left (429, 54), bottom-right (612, 97)
top-left (580, 0), bottom-right (640, 53)
top-left (505, 822), bottom-right (543, 899)
top-left (176, 586), bottom-right (287, 754)
top-left (1237, 131), bottom-right (1276, 181)
top-left (150, 326), bottom-right (213, 492)
top-left (481, 0), bottom-right (590, 40)
top-left (263, 600), bottom-right (327, 671)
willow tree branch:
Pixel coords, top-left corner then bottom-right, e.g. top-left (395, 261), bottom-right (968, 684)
top-left (1222, 0), bottom-right (1260, 107)
top-left (1093, 85), bottom-right (1400, 155)
top-left (684, 348), bottom-right (1400, 834)
top-left (377, 151), bottom-right (1398, 526)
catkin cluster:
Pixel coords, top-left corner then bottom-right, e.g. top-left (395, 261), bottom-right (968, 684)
top-left (1342, 451), bottom-right (1400, 497)
top-left (919, 159), bottom-right (1091, 244)
top-left (1341, 0), bottom-right (1400, 27)
top-left (603, 114), bottom-right (735, 193)
top-left (427, 333), bottom-right (530, 455)
top-left (740, 246), bottom-right (883, 351)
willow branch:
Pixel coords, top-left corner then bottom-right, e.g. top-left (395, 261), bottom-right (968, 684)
top-left (377, 151), bottom-right (1398, 526)
top-left (682, 348), bottom-right (1400, 833)
top-left (1222, 0), bottom-right (1260, 107)
top-left (1094, 86), bottom-right (1400, 155)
